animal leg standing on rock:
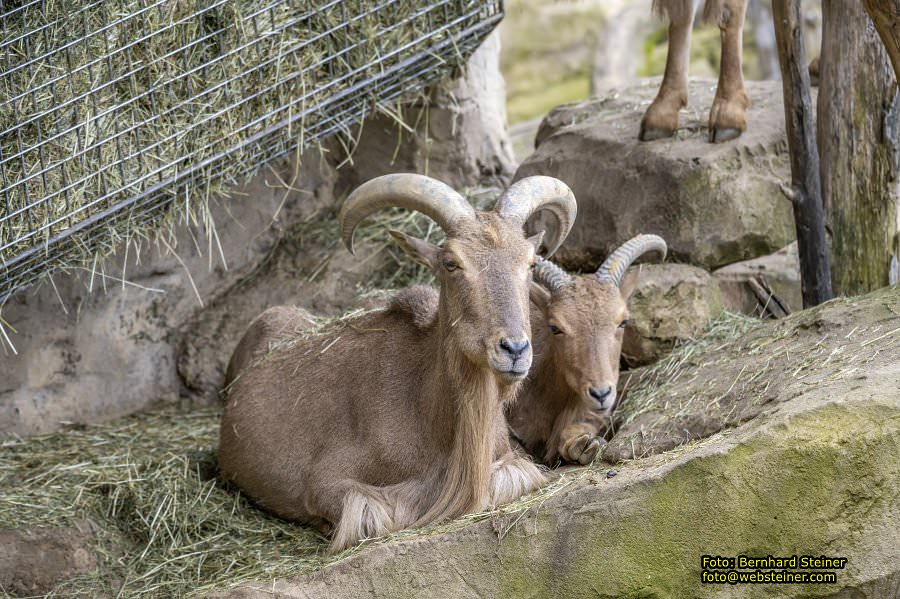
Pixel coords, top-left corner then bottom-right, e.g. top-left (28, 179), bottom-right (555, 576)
top-left (219, 174), bottom-right (578, 553)
top-left (508, 235), bottom-right (668, 466)
top-left (640, 0), bottom-right (694, 140)
top-left (640, 0), bottom-right (749, 142)
top-left (707, 0), bottom-right (749, 142)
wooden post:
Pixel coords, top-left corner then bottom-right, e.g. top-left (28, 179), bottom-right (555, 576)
top-left (862, 0), bottom-right (900, 83)
top-left (861, 0), bottom-right (900, 286)
top-left (772, 0), bottom-right (833, 307)
top-left (819, 0), bottom-right (899, 295)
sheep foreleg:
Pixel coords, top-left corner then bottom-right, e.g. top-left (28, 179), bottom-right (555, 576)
top-left (558, 421), bottom-right (607, 465)
top-left (640, 2), bottom-right (693, 140)
top-left (708, 0), bottom-right (750, 142)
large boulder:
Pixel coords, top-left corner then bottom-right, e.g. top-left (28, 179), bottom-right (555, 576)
top-left (209, 285), bottom-right (900, 599)
top-left (607, 284), bottom-right (900, 462)
top-left (517, 78), bottom-right (797, 271)
top-left (622, 263), bottom-right (724, 367)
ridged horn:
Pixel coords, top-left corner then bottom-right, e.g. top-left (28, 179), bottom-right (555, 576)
top-left (533, 256), bottom-right (573, 291)
top-left (494, 176), bottom-right (577, 257)
top-left (596, 234), bottom-right (668, 286)
top-left (340, 174), bottom-right (476, 254)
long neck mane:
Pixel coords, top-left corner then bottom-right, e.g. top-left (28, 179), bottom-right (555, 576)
top-left (416, 298), bottom-right (516, 524)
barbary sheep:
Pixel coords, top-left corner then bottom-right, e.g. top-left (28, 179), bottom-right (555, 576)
top-left (507, 235), bottom-right (668, 465)
top-left (219, 173), bottom-right (577, 553)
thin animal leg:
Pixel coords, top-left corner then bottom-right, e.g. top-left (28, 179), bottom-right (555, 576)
top-left (640, 0), bottom-right (695, 141)
top-left (706, 0), bottom-right (750, 142)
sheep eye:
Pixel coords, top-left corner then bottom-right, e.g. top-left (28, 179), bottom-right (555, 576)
top-left (618, 319), bottom-right (633, 329)
top-left (443, 259), bottom-right (459, 272)
top-left (548, 324), bottom-right (564, 335)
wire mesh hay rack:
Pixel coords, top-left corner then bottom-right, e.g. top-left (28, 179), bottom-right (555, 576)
top-left (0, 0), bottom-right (503, 304)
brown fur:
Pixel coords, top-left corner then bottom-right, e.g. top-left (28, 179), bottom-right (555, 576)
top-left (507, 272), bottom-right (640, 466)
top-left (389, 285), bottom-right (439, 331)
top-left (641, 0), bottom-right (749, 142)
top-left (223, 305), bottom-right (316, 389)
top-left (651, 0), bottom-right (697, 23)
top-left (218, 213), bottom-right (546, 554)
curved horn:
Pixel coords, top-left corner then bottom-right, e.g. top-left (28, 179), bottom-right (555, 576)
top-left (494, 176), bottom-right (577, 257)
top-left (533, 256), bottom-right (573, 291)
top-left (340, 174), bottom-right (476, 254)
top-left (596, 234), bottom-right (668, 286)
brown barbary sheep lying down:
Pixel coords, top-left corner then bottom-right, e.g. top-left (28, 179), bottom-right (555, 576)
top-left (507, 235), bottom-right (668, 466)
top-left (219, 173), bottom-right (578, 553)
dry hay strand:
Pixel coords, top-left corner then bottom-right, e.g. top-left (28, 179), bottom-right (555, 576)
top-left (0, 405), bottom-right (594, 597)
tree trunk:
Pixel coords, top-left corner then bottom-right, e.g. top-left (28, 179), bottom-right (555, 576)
top-left (772, 0), bottom-right (833, 307)
top-left (862, 0), bottom-right (900, 83)
top-left (819, 0), bottom-right (900, 295)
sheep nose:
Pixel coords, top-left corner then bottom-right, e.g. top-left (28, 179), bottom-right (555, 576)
top-left (499, 337), bottom-right (530, 360)
top-left (589, 385), bottom-right (613, 405)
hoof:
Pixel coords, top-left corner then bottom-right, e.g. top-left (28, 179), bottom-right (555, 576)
top-left (709, 127), bottom-right (742, 143)
top-left (577, 438), bottom-right (603, 465)
top-left (639, 125), bottom-right (676, 142)
top-left (569, 434), bottom-right (606, 465)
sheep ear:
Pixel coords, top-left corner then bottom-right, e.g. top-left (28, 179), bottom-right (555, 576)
top-left (529, 281), bottom-right (551, 311)
top-left (619, 265), bottom-right (641, 301)
top-left (389, 229), bottom-right (441, 270)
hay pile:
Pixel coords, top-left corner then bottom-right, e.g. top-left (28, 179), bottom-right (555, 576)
top-left (0, 0), bottom-right (497, 296)
top-left (0, 408), bottom-right (324, 597)
top-left (0, 405), bottom-right (593, 597)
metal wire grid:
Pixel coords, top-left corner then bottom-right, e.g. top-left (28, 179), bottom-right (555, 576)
top-left (0, 0), bottom-right (503, 303)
